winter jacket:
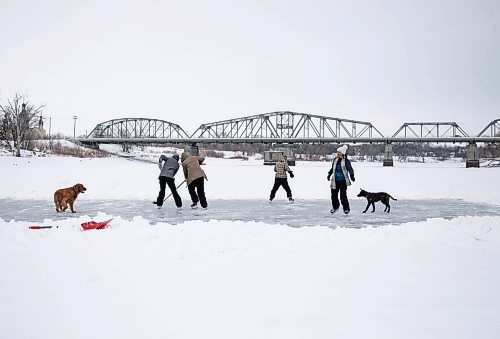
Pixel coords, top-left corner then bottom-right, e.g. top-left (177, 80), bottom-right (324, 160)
top-left (158, 155), bottom-right (180, 178)
top-left (334, 160), bottom-right (345, 181)
top-left (181, 152), bottom-right (207, 185)
top-left (327, 157), bottom-right (355, 189)
top-left (274, 158), bottom-right (290, 178)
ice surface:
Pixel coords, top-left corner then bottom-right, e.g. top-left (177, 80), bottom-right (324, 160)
top-left (1, 198), bottom-right (498, 228)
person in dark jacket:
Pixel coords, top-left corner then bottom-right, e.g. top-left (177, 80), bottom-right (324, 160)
top-left (327, 145), bottom-right (355, 214)
top-left (181, 152), bottom-right (208, 209)
top-left (269, 155), bottom-right (294, 203)
top-left (154, 154), bottom-right (182, 208)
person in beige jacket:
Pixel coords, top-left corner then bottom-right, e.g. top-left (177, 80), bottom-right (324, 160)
top-left (269, 155), bottom-right (294, 203)
top-left (181, 152), bottom-right (208, 209)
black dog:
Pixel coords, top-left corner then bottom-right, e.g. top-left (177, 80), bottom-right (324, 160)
top-left (357, 189), bottom-right (397, 213)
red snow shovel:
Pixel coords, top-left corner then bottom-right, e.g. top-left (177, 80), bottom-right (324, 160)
top-left (81, 218), bottom-right (113, 231)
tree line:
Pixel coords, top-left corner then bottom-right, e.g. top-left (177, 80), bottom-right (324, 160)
top-left (0, 93), bottom-right (44, 157)
top-left (196, 142), bottom-right (500, 161)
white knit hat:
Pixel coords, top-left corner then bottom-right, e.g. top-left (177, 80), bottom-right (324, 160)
top-left (336, 145), bottom-right (348, 155)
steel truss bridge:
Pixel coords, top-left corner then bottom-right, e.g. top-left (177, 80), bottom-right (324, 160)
top-left (86, 118), bottom-right (189, 139)
top-left (81, 113), bottom-right (500, 145)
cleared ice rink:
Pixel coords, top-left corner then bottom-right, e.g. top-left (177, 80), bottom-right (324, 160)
top-left (2, 198), bottom-right (499, 228)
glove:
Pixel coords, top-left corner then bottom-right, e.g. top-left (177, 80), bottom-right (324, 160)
top-left (352, 177), bottom-right (355, 182)
top-left (158, 163), bottom-right (162, 170)
top-left (288, 171), bottom-right (294, 178)
top-left (327, 175), bottom-right (331, 181)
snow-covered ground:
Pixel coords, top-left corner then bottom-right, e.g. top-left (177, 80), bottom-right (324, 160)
top-left (1, 153), bottom-right (500, 339)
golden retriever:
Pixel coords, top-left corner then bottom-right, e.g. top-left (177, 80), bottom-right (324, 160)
top-left (54, 183), bottom-right (87, 213)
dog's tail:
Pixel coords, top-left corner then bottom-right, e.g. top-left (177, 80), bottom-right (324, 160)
top-left (389, 195), bottom-right (397, 201)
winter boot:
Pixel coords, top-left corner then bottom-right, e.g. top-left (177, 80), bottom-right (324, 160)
top-left (288, 197), bottom-right (294, 203)
top-left (330, 208), bottom-right (339, 214)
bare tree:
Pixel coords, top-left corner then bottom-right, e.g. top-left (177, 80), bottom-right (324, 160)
top-left (0, 94), bottom-right (44, 157)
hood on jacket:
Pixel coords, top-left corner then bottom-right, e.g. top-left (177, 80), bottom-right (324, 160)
top-left (181, 152), bottom-right (189, 162)
top-left (172, 154), bottom-right (179, 161)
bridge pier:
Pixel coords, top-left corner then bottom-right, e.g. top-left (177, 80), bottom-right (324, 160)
top-left (263, 147), bottom-right (295, 166)
top-left (466, 143), bottom-right (480, 168)
top-left (87, 142), bottom-right (100, 150)
top-left (383, 144), bottom-right (394, 167)
top-left (184, 144), bottom-right (199, 156)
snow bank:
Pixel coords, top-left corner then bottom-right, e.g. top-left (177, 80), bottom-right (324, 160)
top-left (1, 215), bottom-right (500, 339)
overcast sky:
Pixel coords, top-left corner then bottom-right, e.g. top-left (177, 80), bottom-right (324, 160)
top-left (1, 0), bottom-right (499, 137)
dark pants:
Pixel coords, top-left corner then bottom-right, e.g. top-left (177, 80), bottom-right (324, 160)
top-left (157, 176), bottom-right (182, 207)
top-left (188, 177), bottom-right (207, 208)
top-left (331, 180), bottom-right (350, 212)
top-left (270, 178), bottom-right (292, 200)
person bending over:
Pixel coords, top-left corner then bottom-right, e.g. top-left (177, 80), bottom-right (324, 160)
top-left (154, 153), bottom-right (182, 209)
top-left (181, 152), bottom-right (208, 209)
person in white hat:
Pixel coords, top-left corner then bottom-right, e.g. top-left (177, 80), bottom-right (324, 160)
top-left (327, 145), bottom-right (355, 214)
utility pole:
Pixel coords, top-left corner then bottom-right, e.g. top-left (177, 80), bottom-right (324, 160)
top-left (73, 115), bottom-right (78, 139)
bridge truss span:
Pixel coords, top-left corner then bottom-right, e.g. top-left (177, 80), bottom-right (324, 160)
top-left (392, 122), bottom-right (469, 138)
top-left (87, 118), bottom-right (189, 139)
top-left (80, 115), bottom-right (500, 146)
top-left (190, 111), bottom-right (384, 140)
top-left (477, 119), bottom-right (500, 137)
